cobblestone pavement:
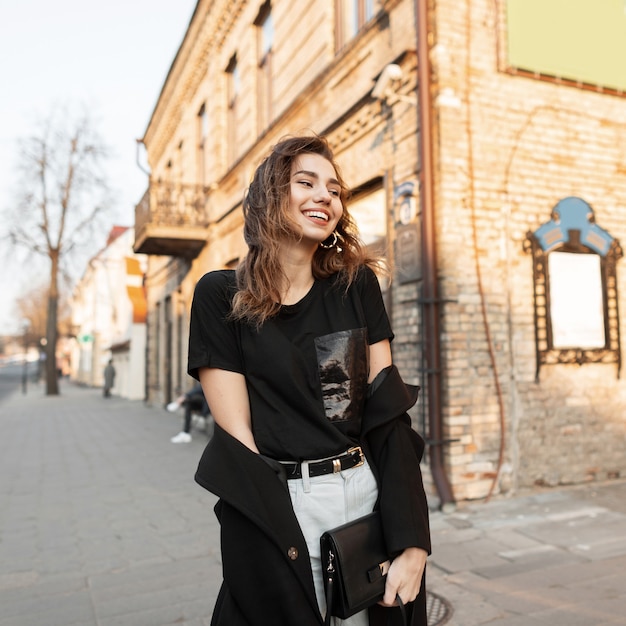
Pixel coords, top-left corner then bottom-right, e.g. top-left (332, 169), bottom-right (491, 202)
top-left (1, 379), bottom-right (625, 625)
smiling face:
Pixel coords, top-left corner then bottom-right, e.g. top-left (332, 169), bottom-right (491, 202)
top-left (287, 152), bottom-right (344, 248)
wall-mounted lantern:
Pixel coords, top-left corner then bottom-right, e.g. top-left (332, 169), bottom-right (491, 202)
top-left (524, 196), bottom-right (623, 380)
top-left (394, 181), bottom-right (416, 225)
top-left (393, 182), bottom-right (420, 284)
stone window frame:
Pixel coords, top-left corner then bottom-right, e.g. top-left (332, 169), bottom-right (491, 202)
top-left (524, 197), bottom-right (623, 381)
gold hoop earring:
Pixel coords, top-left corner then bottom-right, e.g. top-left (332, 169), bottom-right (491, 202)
top-left (320, 232), bottom-right (339, 249)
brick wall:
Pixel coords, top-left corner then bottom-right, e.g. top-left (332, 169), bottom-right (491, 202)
top-left (433, 0), bottom-right (626, 499)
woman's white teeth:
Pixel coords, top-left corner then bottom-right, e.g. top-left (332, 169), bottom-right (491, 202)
top-left (304, 211), bottom-right (328, 221)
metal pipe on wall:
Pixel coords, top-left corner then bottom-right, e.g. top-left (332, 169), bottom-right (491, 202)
top-left (415, 0), bottom-right (455, 508)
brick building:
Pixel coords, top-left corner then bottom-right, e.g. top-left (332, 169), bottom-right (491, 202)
top-left (134, 0), bottom-right (626, 504)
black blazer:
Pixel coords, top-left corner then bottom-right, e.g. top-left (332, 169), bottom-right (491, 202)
top-left (195, 365), bottom-right (431, 626)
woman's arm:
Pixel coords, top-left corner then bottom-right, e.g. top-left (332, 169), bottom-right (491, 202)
top-left (368, 339), bottom-right (392, 383)
top-left (198, 367), bottom-right (259, 453)
top-left (367, 341), bottom-right (429, 605)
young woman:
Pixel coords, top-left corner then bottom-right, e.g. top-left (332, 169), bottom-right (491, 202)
top-left (188, 134), bottom-right (430, 626)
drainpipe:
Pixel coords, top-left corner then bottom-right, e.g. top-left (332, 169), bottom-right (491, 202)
top-left (415, 0), bottom-right (455, 509)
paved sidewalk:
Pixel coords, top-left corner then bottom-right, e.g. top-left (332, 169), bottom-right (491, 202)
top-left (428, 479), bottom-right (626, 626)
top-left (1, 380), bottom-right (625, 625)
top-left (0, 381), bottom-right (221, 626)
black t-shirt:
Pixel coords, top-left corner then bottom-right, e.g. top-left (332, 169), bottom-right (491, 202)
top-left (187, 266), bottom-right (393, 460)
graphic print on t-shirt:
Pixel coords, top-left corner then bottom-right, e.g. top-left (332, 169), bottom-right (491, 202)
top-left (314, 328), bottom-right (368, 422)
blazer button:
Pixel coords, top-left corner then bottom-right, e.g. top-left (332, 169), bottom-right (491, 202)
top-left (287, 546), bottom-right (298, 560)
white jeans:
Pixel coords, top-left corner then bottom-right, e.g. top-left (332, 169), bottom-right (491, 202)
top-left (287, 458), bottom-right (378, 626)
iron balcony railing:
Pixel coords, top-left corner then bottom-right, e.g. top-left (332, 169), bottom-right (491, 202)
top-left (134, 181), bottom-right (210, 257)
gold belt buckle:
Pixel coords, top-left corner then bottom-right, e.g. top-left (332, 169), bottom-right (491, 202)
top-left (347, 446), bottom-right (365, 468)
top-left (331, 447), bottom-right (364, 473)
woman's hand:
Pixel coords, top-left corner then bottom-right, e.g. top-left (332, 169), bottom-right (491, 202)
top-left (380, 547), bottom-right (428, 607)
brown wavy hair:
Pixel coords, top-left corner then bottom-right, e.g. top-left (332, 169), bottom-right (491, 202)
top-left (231, 133), bottom-right (381, 327)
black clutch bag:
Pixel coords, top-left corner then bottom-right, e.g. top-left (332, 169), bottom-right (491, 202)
top-left (320, 511), bottom-right (390, 621)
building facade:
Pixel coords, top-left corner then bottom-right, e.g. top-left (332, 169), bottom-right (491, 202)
top-left (134, 0), bottom-right (626, 503)
top-left (71, 227), bottom-right (147, 400)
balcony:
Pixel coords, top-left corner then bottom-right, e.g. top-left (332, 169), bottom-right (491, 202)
top-left (133, 181), bottom-right (209, 258)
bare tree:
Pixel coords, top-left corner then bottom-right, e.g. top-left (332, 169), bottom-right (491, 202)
top-left (6, 106), bottom-right (111, 395)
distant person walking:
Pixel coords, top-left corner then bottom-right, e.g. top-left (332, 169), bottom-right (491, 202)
top-left (103, 360), bottom-right (116, 398)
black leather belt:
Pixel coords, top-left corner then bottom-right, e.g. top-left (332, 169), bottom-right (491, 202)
top-left (281, 447), bottom-right (365, 480)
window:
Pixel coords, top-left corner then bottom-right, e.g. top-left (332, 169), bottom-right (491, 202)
top-left (525, 197), bottom-right (623, 379)
top-left (226, 54), bottom-right (240, 163)
top-left (154, 300), bottom-right (161, 388)
top-left (336, 0), bottom-right (378, 49)
top-left (255, 2), bottom-right (274, 133)
top-left (548, 252), bottom-right (605, 349)
top-left (196, 103), bottom-right (208, 185)
top-left (349, 183), bottom-right (389, 293)
top-left (349, 187), bottom-right (386, 250)
top-left (164, 295), bottom-right (173, 403)
top-left (175, 141), bottom-right (183, 184)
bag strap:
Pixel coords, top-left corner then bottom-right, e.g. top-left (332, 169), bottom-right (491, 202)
top-left (323, 568), bottom-right (333, 626)
top-left (395, 593), bottom-right (407, 626)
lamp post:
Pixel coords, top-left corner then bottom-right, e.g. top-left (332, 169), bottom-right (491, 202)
top-left (21, 320), bottom-right (29, 395)
top-left (39, 337), bottom-right (48, 383)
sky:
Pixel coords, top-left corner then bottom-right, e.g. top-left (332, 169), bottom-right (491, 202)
top-left (0, 0), bottom-right (197, 335)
